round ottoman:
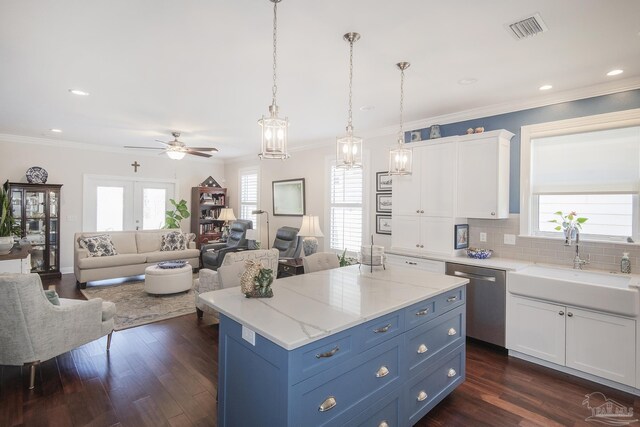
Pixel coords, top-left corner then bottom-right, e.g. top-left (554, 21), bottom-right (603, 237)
top-left (144, 264), bottom-right (193, 294)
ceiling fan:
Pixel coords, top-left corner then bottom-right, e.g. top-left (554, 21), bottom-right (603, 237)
top-left (125, 131), bottom-right (218, 160)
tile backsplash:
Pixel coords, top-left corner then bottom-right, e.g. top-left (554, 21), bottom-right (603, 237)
top-left (468, 215), bottom-right (640, 273)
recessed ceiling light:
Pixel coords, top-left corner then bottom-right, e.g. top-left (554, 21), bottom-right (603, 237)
top-left (68, 89), bottom-right (90, 96)
top-left (539, 84), bottom-right (553, 91)
top-left (458, 78), bottom-right (478, 85)
top-left (607, 69), bottom-right (624, 76)
top-left (359, 105), bottom-right (375, 111)
top-left (50, 128), bottom-right (62, 133)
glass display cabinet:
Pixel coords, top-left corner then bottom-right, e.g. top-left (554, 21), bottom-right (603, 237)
top-left (9, 182), bottom-right (63, 278)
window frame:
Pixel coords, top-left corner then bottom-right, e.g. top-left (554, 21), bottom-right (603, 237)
top-left (238, 166), bottom-right (260, 231)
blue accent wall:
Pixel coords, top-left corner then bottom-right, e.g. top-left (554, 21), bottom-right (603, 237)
top-left (407, 89), bottom-right (640, 213)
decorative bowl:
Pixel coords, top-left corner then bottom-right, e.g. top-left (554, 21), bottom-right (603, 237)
top-left (466, 247), bottom-right (493, 259)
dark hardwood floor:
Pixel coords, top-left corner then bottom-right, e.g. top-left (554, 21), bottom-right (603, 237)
top-left (1, 274), bottom-right (638, 427)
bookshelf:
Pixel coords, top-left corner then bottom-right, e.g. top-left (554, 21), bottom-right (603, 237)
top-left (191, 186), bottom-right (227, 248)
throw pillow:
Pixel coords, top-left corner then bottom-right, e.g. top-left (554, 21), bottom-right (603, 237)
top-left (78, 234), bottom-right (118, 257)
top-left (161, 231), bottom-right (186, 251)
top-left (44, 290), bottom-right (60, 305)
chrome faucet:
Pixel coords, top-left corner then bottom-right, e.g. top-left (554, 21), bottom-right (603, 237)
top-left (568, 229), bottom-right (589, 269)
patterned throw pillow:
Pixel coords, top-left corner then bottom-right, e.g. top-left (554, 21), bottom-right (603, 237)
top-left (78, 234), bottom-right (118, 257)
top-left (161, 231), bottom-right (187, 251)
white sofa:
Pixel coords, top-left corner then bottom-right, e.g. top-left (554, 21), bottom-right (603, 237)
top-left (74, 229), bottom-right (199, 287)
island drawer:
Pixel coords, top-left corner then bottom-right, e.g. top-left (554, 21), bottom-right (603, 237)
top-left (406, 344), bottom-right (465, 425)
top-left (341, 387), bottom-right (401, 427)
top-left (291, 336), bottom-right (402, 426)
top-left (357, 310), bottom-right (405, 352)
top-left (404, 297), bottom-right (438, 329)
top-left (290, 329), bottom-right (355, 384)
top-left (435, 286), bottom-right (465, 312)
top-left (405, 306), bottom-right (465, 374)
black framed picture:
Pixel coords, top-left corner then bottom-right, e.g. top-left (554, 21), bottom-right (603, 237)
top-left (272, 178), bottom-right (305, 216)
top-left (376, 193), bottom-right (392, 213)
top-left (376, 172), bottom-right (392, 192)
top-left (376, 215), bottom-right (392, 235)
top-left (454, 224), bottom-right (469, 249)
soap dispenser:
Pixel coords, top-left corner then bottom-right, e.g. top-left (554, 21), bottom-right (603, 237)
top-left (621, 252), bottom-right (631, 274)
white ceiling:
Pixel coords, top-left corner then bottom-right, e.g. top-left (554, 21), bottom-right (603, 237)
top-left (1, 0), bottom-right (639, 160)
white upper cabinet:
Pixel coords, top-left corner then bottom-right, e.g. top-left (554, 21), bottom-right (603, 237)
top-left (456, 130), bottom-right (513, 219)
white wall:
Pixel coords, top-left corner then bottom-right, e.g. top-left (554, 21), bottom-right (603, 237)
top-left (0, 137), bottom-right (224, 273)
top-left (224, 132), bottom-right (396, 253)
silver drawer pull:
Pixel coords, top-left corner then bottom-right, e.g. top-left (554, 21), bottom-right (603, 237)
top-left (417, 390), bottom-right (428, 402)
top-left (415, 308), bottom-right (430, 316)
top-left (406, 261), bottom-right (418, 265)
top-left (315, 346), bottom-right (340, 359)
top-left (318, 396), bottom-right (337, 412)
top-left (447, 328), bottom-right (457, 336)
top-left (417, 344), bottom-right (428, 354)
top-left (448, 368), bottom-right (457, 378)
top-left (375, 366), bottom-right (390, 378)
top-left (374, 324), bottom-right (391, 333)
top-left (446, 296), bottom-right (458, 302)
top-left (379, 422), bottom-right (389, 427)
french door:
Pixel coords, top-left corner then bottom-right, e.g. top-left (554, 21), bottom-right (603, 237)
top-left (83, 176), bottom-right (176, 231)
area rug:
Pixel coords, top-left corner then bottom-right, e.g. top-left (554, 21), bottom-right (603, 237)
top-left (80, 278), bottom-right (200, 330)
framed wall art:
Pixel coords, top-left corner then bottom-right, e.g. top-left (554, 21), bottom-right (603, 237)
top-left (376, 214), bottom-right (392, 235)
top-left (376, 193), bottom-right (392, 213)
top-left (272, 178), bottom-right (305, 216)
top-left (454, 224), bottom-right (469, 249)
top-left (376, 172), bottom-right (392, 192)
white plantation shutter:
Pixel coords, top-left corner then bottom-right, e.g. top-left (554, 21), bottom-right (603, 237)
top-left (239, 169), bottom-right (258, 228)
top-left (330, 163), bottom-right (363, 252)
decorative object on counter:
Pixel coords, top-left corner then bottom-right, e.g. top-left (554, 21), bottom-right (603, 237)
top-left (252, 209), bottom-right (270, 248)
top-left (337, 249), bottom-right (357, 267)
top-left (548, 211), bottom-right (588, 245)
top-left (272, 178), bottom-right (305, 216)
top-left (25, 166), bottom-right (48, 184)
top-left (376, 171), bottom-right (392, 192)
top-left (474, 127), bottom-right (485, 133)
top-left (298, 214), bottom-right (323, 256)
top-left (388, 61), bottom-right (413, 176)
top-left (376, 193), bottom-right (392, 213)
top-left (336, 32), bottom-right (363, 169)
top-left (466, 247), bottom-right (493, 259)
top-left (359, 243), bottom-right (385, 272)
top-left (454, 224), bottom-right (469, 249)
top-left (0, 181), bottom-right (19, 255)
top-left (240, 260), bottom-right (263, 295)
top-left (218, 207), bottom-right (236, 241)
top-left (242, 261), bottom-right (274, 298)
top-left (466, 128), bottom-right (474, 135)
top-left (429, 124), bottom-right (441, 139)
top-left (375, 214), bottom-right (392, 235)
top-left (621, 252), bottom-right (631, 274)
top-left (164, 199), bottom-right (190, 229)
top-left (200, 176), bottom-right (221, 187)
top-left (410, 130), bottom-right (421, 142)
top-left (157, 260), bottom-right (188, 269)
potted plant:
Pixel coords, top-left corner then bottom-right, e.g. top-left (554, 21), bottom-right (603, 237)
top-left (0, 181), bottom-right (19, 254)
top-left (164, 199), bottom-right (190, 229)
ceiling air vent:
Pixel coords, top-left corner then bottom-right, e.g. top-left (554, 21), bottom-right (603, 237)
top-left (507, 13), bottom-right (548, 39)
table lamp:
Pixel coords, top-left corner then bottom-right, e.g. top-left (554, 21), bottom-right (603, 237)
top-left (298, 215), bottom-right (323, 256)
top-left (218, 208), bottom-right (236, 241)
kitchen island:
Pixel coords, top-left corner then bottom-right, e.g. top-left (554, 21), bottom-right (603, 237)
top-left (199, 264), bottom-right (468, 426)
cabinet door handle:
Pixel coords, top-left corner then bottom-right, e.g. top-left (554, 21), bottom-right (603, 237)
top-left (416, 244), bottom-right (420, 248)
top-left (420, 245), bottom-right (424, 248)
top-left (446, 295), bottom-right (458, 302)
top-left (567, 312), bottom-right (573, 317)
top-left (378, 422), bottom-right (389, 427)
top-left (448, 368), bottom-right (457, 378)
top-left (375, 366), bottom-right (390, 378)
top-left (420, 210), bottom-right (424, 213)
top-left (448, 328), bottom-right (457, 336)
top-left (315, 346), bottom-right (340, 359)
top-left (491, 212), bottom-right (496, 216)
top-left (416, 209), bottom-right (420, 213)
top-left (415, 308), bottom-right (430, 316)
top-left (417, 344), bottom-right (428, 354)
top-left (318, 396), bottom-right (337, 412)
top-left (374, 324), bottom-right (391, 333)
top-left (406, 261), bottom-right (418, 265)
top-left (417, 390), bottom-right (428, 402)
top-left (558, 311), bottom-right (565, 316)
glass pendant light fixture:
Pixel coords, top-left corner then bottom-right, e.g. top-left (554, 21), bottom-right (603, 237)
top-left (258, 0), bottom-right (290, 160)
top-left (388, 62), bottom-right (413, 175)
top-left (336, 32), bottom-right (362, 169)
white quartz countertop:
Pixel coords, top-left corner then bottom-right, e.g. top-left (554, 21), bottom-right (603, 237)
top-left (198, 264), bottom-right (468, 351)
top-left (387, 248), bottom-right (531, 271)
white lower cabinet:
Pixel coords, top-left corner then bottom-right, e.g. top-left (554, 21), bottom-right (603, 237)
top-left (508, 295), bottom-right (636, 387)
top-left (386, 254), bottom-right (445, 274)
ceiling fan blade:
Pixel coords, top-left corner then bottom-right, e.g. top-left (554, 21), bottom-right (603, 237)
top-left (124, 146), bottom-right (164, 150)
top-left (154, 139), bottom-right (171, 146)
top-left (188, 147), bottom-right (219, 152)
top-left (186, 150), bottom-right (212, 158)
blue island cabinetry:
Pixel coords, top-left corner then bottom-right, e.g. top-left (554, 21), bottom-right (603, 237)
top-left (217, 285), bottom-right (466, 426)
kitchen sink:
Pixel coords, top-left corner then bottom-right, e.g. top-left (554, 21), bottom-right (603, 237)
top-left (508, 265), bottom-right (640, 317)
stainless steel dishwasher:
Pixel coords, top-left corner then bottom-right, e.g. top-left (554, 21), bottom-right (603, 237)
top-left (445, 263), bottom-right (506, 347)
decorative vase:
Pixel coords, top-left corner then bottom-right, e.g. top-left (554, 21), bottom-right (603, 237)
top-left (563, 226), bottom-right (577, 245)
top-left (245, 267), bottom-right (274, 298)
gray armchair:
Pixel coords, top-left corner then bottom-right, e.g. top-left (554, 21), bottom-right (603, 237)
top-left (0, 273), bottom-right (116, 389)
top-left (273, 226), bottom-right (303, 258)
top-left (201, 219), bottom-right (253, 270)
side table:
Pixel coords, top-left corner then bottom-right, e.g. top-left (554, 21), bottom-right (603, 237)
top-left (277, 258), bottom-right (304, 278)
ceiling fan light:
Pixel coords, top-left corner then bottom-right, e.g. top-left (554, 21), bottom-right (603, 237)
top-left (166, 150), bottom-right (186, 160)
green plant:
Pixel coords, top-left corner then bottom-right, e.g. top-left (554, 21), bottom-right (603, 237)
top-left (0, 181), bottom-right (19, 237)
top-left (254, 267), bottom-right (274, 297)
top-left (548, 211), bottom-right (588, 232)
top-left (164, 199), bottom-right (190, 229)
top-left (337, 249), bottom-right (357, 267)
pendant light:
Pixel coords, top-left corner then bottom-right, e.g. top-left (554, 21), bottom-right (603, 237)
top-left (258, 0), bottom-right (290, 160)
top-left (336, 32), bottom-right (362, 169)
top-left (388, 62), bottom-right (413, 175)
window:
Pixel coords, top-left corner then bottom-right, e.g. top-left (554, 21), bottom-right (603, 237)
top-left (239, 168), bottom-right (259, 228)
top-left (329, 162), bottom-right (363, 252)
top-left (520, 110), bottom-right (640, 242)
